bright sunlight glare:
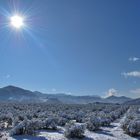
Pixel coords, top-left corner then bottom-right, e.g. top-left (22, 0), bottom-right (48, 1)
top-left (10, 15), bottom-right (24, 29)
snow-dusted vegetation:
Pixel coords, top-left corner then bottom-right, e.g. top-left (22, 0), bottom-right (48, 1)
top-left (0, 103), bottom-right (139, 139)
top-left (121, 106), bottom-right (140, 136)
top-left (65, 120), bottom-right (85, 138)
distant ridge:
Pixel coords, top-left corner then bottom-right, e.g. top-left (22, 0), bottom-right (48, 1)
top-left (105, 95), bottom-right (132, 104)
top-left (0, 85), bottom-right (132, 104)
top-left (124, 98), bottom-right (140, 105)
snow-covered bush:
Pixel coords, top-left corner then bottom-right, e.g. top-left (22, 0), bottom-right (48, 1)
top-left (0, 132), bottom-right (8, 140)
top-left (57, 117), bottom-right (68, 126)
top-left (65, 121), bottom-right (85, 138)
top-left (99, 117), bottom-right (111, 126)
top-left (74, 111), bottom-right (85, 123)
top-left (31, 119), bottom-right (45, 130)
top-left (0, 122), bottom-right (6, 130)
top-left (0, 113), bottom-right (13, 128)
top-left (10, 119), bottom-right (36, 136)
top-left (121, 107), bottom-right (140, 137)
top-left (43, 118), bottom-right (57, 130)
top-left (18, 115), bottom-right (25, 121)
top-left (97, 111), bottom-right (111, 126)
top-left (12, 117), bottom-right (20, 127)
top-left (125, 119), bottom-right (140, 136)
top-left (121, 118), bottom-right (131, 131)
top-left (87, 116), bottom-right (101, 131)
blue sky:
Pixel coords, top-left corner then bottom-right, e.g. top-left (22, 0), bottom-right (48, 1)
top-left (0, 0), bottom-right (140, 98)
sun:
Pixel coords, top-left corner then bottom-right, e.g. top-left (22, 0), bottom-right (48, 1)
top-left (10, 15), bottom-right (24, 29)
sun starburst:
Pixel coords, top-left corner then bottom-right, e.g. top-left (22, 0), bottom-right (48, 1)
top-left (10, 15), bottom-right (24, 29)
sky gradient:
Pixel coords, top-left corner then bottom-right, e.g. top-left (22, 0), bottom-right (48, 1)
top-left (0, 0), bottom-right (140, 98)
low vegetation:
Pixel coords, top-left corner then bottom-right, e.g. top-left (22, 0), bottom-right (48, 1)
top-left (121, 106), bottom-right (140, 136)
top-left (0, 102), bottom-right (139, 139)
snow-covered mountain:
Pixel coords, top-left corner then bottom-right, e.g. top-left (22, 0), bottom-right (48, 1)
top-left (0, 85), bottom-right (132, 104)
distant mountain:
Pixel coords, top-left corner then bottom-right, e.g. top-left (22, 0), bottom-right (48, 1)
top-left (104, 95), bottom-right (132, 104)
top-left (0, 86), bottom-right (60, 103)
top-left (33, 91), bottom-right (103, 104)
top-left (0, 85), bottom-right (132, 104)
top-left (0, 85), bottom-right (37, 102)
top-left (124, 98), bottom-right (140, 105)
top-left (45, 94), bottom-right (102, 104)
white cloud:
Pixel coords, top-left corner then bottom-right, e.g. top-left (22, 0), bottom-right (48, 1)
top-left (122, 71), bottom-right (140, 78)
top-left (107, 88), bottom-right (118, 97)
top-left (130, 88), bottom-right (140, 94)
top-left (129, 57), bottom-right (139, 62)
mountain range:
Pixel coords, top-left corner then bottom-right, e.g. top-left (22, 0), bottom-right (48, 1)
top-left (0, 85), bottom-right (135, 104)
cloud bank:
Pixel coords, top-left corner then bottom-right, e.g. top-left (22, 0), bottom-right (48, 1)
top-left (122, 71), bottom-right (140, 78)
top-left (129, 57), bottom-right (139, 62)
top-left (130, 88), bottom-right (140, 94)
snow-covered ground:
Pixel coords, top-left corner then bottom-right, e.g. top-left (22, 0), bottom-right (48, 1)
top-left (85, 120), bottom-right (139, 140)
top-left (8, 117), bottom-right (140, 140)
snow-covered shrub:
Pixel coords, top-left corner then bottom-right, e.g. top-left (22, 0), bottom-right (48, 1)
top-left (12, 117), bottom-right (20, 127)
top-left (57, 117), bottom-right (68, 126)
top-left (0, 133), bottom-right (8, 140)
top-left (98, 111), bottom-right (111, 126)
top-left (6, 114), bottom-right (13, 127)
top-left (99, 117), bottom-right (111, 126)
top-left (31, 119), bottom-right (45, 130)
top-left (121, 106), bottom-right (140, 137)
top-left (125, 119), bottom-right (140, 136)
top-left (87, 116), bottom-right (101, 131)
top-left (10, 119), bottom-right (36, 136)
top-left (23, 112), bottom-right (33, 120)
top-left (65, 121), bottom-right (85, 138)
top-left (121, 117), bottom-right (131, 131)
top-left (0, 113), bottom-right (13, 128)
top-left (74, 111), bottom-right (85, 123)
top-left (0, 122), bottom-right (6, 130)
top-left (109, 111), bottom-right (118, 121)
top-left (43, 118), bottom-right (57, 130)
top-left (18, 115), bottom-right (25, 121)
